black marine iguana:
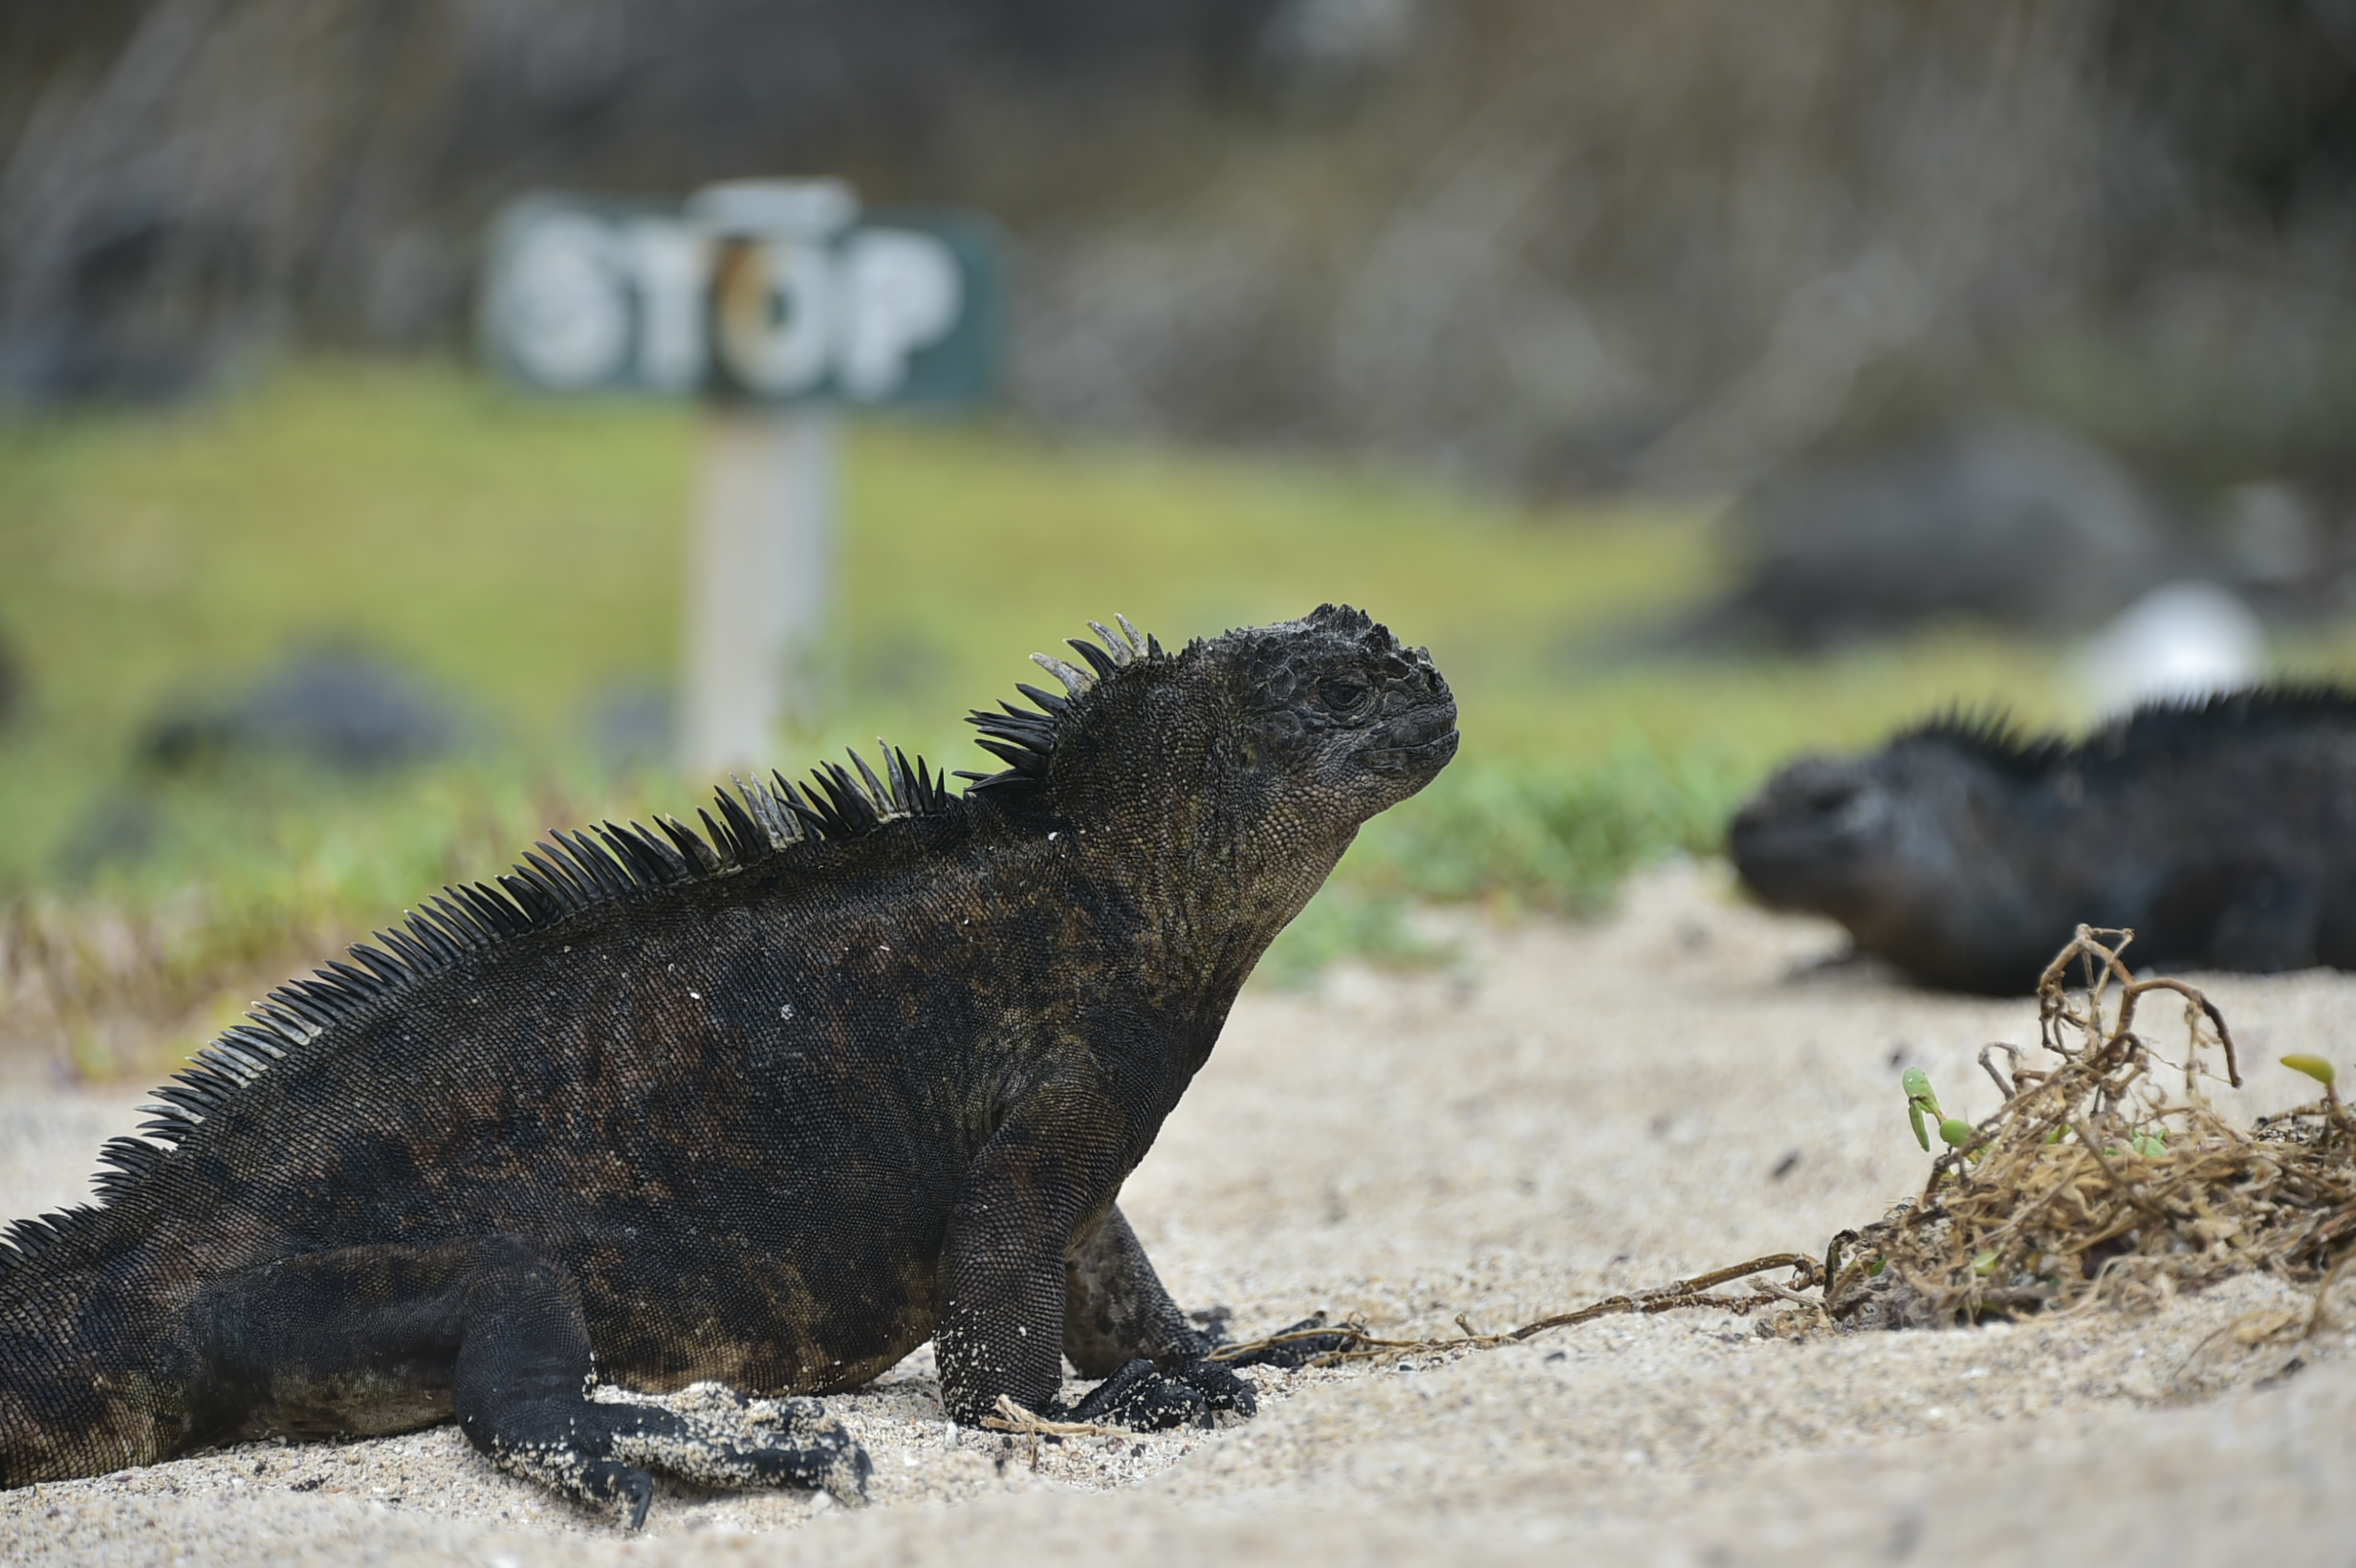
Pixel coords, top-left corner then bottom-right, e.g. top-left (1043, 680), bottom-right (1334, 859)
top-left (1729, 687), bottom-right (2356, 993)
top-left (0, 605), bottom-right (1458, 1525)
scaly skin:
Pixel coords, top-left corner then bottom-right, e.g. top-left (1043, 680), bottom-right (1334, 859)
top-left (0, 605), bottom-right (1456, 1526)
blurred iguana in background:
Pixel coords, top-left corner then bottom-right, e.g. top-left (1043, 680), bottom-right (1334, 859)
top-left (1732, 690), bottom-right (2356, 993)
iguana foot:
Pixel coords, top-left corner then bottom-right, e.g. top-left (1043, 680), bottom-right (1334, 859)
top-left (669, 1382), bottom-right (873, 1503)
top-left (447, 1239), bottom-right (869, 1527)
top-left (1066, 1357), bottom-right (1257, 1430)
top-left (610, 1393), bottom-right (871, 1508)
top-left (487, 1392), bottom-right (869, 1528)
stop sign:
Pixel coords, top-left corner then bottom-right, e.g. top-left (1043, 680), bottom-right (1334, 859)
top-left (479, 183), bottom-right (1000, 407)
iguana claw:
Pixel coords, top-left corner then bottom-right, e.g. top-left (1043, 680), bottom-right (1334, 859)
top-left (1062, 1356), bottom-right (1259, 1430)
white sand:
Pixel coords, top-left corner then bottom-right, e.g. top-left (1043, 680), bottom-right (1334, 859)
top-left (5, 861), bottom-right (2353, 1566)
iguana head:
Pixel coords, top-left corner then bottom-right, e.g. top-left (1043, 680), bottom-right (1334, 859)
top-left (1226, 602), bottom-right (1459, 818)
top-left (1729, 751), bottom-right (1911, 920)
top-left (1729, 727), bottom-right (2037, 985)
top-left (967, 604), bottom-right (1455, 923)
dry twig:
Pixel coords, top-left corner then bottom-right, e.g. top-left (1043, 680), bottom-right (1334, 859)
top-left (1208, 1254), bottom-right (1822, 1368)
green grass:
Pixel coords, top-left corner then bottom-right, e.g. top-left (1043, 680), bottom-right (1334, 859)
top-left (14, 357), bottom-right (2339, 1061)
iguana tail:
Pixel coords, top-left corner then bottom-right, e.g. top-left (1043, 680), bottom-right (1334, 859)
top-left (0, 1246), bottom-right (191, 1488)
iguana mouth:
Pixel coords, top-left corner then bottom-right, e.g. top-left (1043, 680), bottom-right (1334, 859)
top-left (1356, 726), bottom-right (1459, 774)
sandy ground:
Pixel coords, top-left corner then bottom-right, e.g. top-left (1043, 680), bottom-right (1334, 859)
top-left (6, 861), bottom-right (2356, 1566)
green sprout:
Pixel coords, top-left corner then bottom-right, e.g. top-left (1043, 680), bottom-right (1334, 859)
top-left (2282, 1054), bottom-right (2337, 1087)
top-left (2130, 1130), bottom-right (2168, 1158)
top-left (2282, 1054), bottom-right (2351, 1127)
top-left (1902, 1069), bottom-right (1977, 1157)
top-left (1904, 1068), bottom-right (1942, 1152)
top-left (1972, 1250), bottom-right (1998, 1276)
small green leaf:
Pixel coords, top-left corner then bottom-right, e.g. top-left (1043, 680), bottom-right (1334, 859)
top-left (1939, 1118), bottom-right (1974, 1149)
top-left (1903, 1068), bottom-right (1941, 1151)
top-left (1972, 1250), bottom-right (1998, 1276)
top-left (2131, 1130), bottom-right (2168, 1157)
top-left (2281, 1054), bottom-right (2337, 1087)
top-left (1866, 1257), bottom-right (1887, 1276)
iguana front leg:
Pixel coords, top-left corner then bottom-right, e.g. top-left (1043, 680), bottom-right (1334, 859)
top-left (932, 1093), bottom-right (1104, 1425)
top-left (1061, 1204), bottom-right (1199, 1373)
top-left (1059, 1203), bottom-right (1255, 1427)
top-left (932, 1099), bottom-right (1251, 1430)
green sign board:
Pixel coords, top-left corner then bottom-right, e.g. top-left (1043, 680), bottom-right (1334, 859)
top-left (479, 185), bottom-right (1001, 407)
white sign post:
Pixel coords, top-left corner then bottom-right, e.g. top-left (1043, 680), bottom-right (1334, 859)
top-left (478, 178), bottom-right (1000, 776)
top-left (680, 181), bottom-right (851, 773)
top-left (684, 403), bottom-right (839, 773)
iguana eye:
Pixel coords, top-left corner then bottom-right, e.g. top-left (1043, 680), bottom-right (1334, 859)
top-left (1318, 676), bottom-right (1372, 715)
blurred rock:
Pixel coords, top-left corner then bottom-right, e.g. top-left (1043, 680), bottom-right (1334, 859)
top-left (582, 678), bottom-right (672, 772)
top-left (1691, 416), bottom-right (2185, 648)
top-left (141, 647), bottom-right (460, 773)
top-left (0, 205), bottom-right (270, 402)
top-left (2076, 581), bottom-right (2266, 718)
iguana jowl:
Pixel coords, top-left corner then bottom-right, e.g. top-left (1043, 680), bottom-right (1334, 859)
top-left (0, 605), bottom-right (1457, 1525)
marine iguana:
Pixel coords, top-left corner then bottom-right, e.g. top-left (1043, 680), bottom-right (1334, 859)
top-left (0, 605), bottom-right (1457, 1524)
top-left (1729, 687), bottom-right (2356, 993)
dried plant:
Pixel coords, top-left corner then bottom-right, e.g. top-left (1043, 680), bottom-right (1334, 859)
top-left (1213, 926), bottom-right (2356, 1373)
top-left (1827, 926), bottom-right (2356, 1327)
